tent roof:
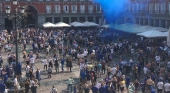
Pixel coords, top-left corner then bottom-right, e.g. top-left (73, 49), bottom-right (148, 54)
top-left (54, 22), bottom-right (71, 27)
top-left (42, 22), bottom-right (55, 28)
top-left (83, 21), bottom-right (99, 26)
top-left (70, 22), bottom-right (86, 27)
top-left (136, 30), bottom-right (166, 38)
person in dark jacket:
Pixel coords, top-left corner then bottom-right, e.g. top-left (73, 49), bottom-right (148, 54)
top-left (31, 83), bottom-right (37, 93)
top-left (0, 81), bottom-right (6, 93)
top-left (54, 59), bottom-right (59, 73)
top-left (35, 69), bottom-right (41, 86)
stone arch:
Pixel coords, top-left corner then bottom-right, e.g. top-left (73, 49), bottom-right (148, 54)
top-left (23, 5), bottom-right (38, 27)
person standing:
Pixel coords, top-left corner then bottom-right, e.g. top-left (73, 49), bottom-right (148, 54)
top-left (31, 83), bottom-right (37, 93)
top-left (35, 69), bottom-right (41, 86)
top-left (54, 58), bottom-right (59, 73)
top-left (0, 81), bottom-right (6, 93)
top-left (50, 85), bottom-right (57, 93)
top-left (25, 79), bottom-right (30, 93)
top-left (157, 79), bottom-right (163, 93)
top-left (61, 57), bottom-right (65, 72)
top-left (68, 58), bottom-right (72, 72)
top-left (67, 77), bottom-right (74, 92)
top-left (164, 80), bottom-right (170, 93)
top-left (43, 58), bottom-right (48, 71)
top-left (48, 66), bottom-right (52, 78)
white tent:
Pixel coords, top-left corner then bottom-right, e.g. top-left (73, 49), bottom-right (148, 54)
top-left (42, 22), bottom-right (55, 28)
top-left (125, 24), bottom-right (143, 33)
top-left (54, 22), bottom-right (71, 27)
top-left (167, 28), bottom-right (170, 46)
top-left (83, 21), bottom-right (99, 26)
top-left (136, 30), bottom-right (166, 38)
top-left (70, 22), bottom-right (86, 27)
top-left (148, 27), bottom-right (168, 32)
top-left (131, 25), bottom-right (154, 33)
top-left (101, 24), bottom-right (110, 28)
top-left (70, 22), bottom-right (82, 25)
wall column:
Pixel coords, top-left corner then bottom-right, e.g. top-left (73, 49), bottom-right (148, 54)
top-left (159, 19), bottom-right (161, 27)
top-left (93, 17), bottom-right (96, 23)
top-left (69, 17), bottom-right (71, 23)
top-left (52, 17), bottom-right (54, 23)
top-left (153, 19), bottom-right (155, 27)
top-left (138, 18), bottom-right (141, 25)
top-left (77, 17), bottom-right (79, 22)
top-left (85, 17), bottom-right (88, 22)
top-left (143, 18), bottom-right (145, 25)
top-left (61, 17), bottom-right (63, 22)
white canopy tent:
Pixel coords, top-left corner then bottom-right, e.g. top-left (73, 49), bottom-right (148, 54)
top-left (70, 22), bottom-right (87, 27)
top-left (148, 27), bottom-right (168, 32)
top-left (124, 24), bottom-right (143, 33)
top-left (167, 28), bottom-right (170, 46)
top-left (136, 30), bottom-right (166, 38)
top-left (42, 22), bottom-right (55, 28)
top-left (83, 21), bottom-right (99, 26)
top-left (101, 24), bottom-right (110, 28)
top-left (70, 22), bottom-right (81, 25)
top-left (130, 25), bottom-right (154, 33)
top-left (54, 22), bottom-right (71, 27)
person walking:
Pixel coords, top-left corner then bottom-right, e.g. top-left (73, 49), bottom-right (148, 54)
top-left (31, 83), bottom-right (37, 93)
top-left (54, 58), bottom-right (59, 73)
top-left (50, 85), bottom-right (57, 93)
top-left (35, 68), bottom-right (41, 86)
top-left (25, 79), bottom-right (30, 93)
top-left (61, 57), bottom-right (65, 72)
top-left (43, 58), bottom-right (48, 71)
top-left (67, 77), bottom-right (74, 92)
top-left (157, 79), bottom-right (163, 93)
top-left (48, 66), bottom-right (52, 78)
top-left (0, 81), bottom-right (6, 93)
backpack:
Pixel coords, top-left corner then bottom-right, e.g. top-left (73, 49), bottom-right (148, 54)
top-left (51, 88), bottom-right (57, 93)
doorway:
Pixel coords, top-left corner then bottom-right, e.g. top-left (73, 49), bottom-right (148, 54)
top-left (23, 5), bottom-right (38, 27)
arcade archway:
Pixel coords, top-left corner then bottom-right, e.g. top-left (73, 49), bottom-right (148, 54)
top-left (23, 5), bottom-right (38, 27)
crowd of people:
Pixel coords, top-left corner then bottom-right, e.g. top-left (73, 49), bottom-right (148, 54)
top-left (0, 27), bottom-right (169, 93)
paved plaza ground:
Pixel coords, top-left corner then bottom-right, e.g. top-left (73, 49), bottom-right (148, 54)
top-left (1, 45), bottom-right (82, 93)
top-left (1, 45), bottom-right (145, 93)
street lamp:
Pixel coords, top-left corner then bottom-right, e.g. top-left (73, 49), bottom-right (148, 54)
top-left (0, 24), bottom-right (1, 32)
top-left (5, 0), bottom-right (25, 66)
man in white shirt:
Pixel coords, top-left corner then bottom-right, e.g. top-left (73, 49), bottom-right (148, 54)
top-left (43, 59), bottom-right (48, 71)
top-left (30, 56), bottom-right (35, 66)
top-left (25, 65), bottom-right (30, 78)
top-left (155, 55), bottom-right (160, 66)
top-left (143, 66), bottom-right (148, 75)
top-left (164, 81), bottom-right (170, 93)
top-left (157, 79), bottom-right (163, 93)
top-left (111, 66), bottom-right (117, 76)
top-left (83, 49), bottom-right (88, 57)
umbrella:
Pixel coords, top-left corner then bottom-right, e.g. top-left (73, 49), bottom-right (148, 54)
top-left (54, 22), bottom-right (71, 27)
top-left (42, 22), bottom-right (55, 28)
top-left (167, 28), bottom-right (170, 46)
top-left (136, 30), bottom-right (165, 38)
top-left (101, 24), bottom-right (110, 28)
top-left (83, 21), bottom-right (99, 26)
top-left (70, 22), bottom-right (86, 27)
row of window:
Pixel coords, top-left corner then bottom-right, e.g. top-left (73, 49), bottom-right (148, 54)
top-left (5, 0), bottom-right (92, 1)
top-left (127, 3), bottom-right (170, 14)
top-left (46, 5), bottom-right (101, 13)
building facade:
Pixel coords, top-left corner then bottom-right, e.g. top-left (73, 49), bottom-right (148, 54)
top-left (0, 0), bottom-right (103, 28)
top-left (117, 0), bottom-right (170, 29)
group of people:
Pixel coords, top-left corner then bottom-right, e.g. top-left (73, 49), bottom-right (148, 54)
top-left (0, 26), bottom-right (169, 93)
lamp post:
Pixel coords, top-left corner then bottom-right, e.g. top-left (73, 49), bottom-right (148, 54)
top-left (5, 0), bottom-right (25, 65)
top-left (0, 24), bottom-right (1, 32)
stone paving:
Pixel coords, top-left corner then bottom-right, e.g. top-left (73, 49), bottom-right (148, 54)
top-left (1, 45), bottom-right (81, 93)
top-left (1, 45), bottom-right (145, 93)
